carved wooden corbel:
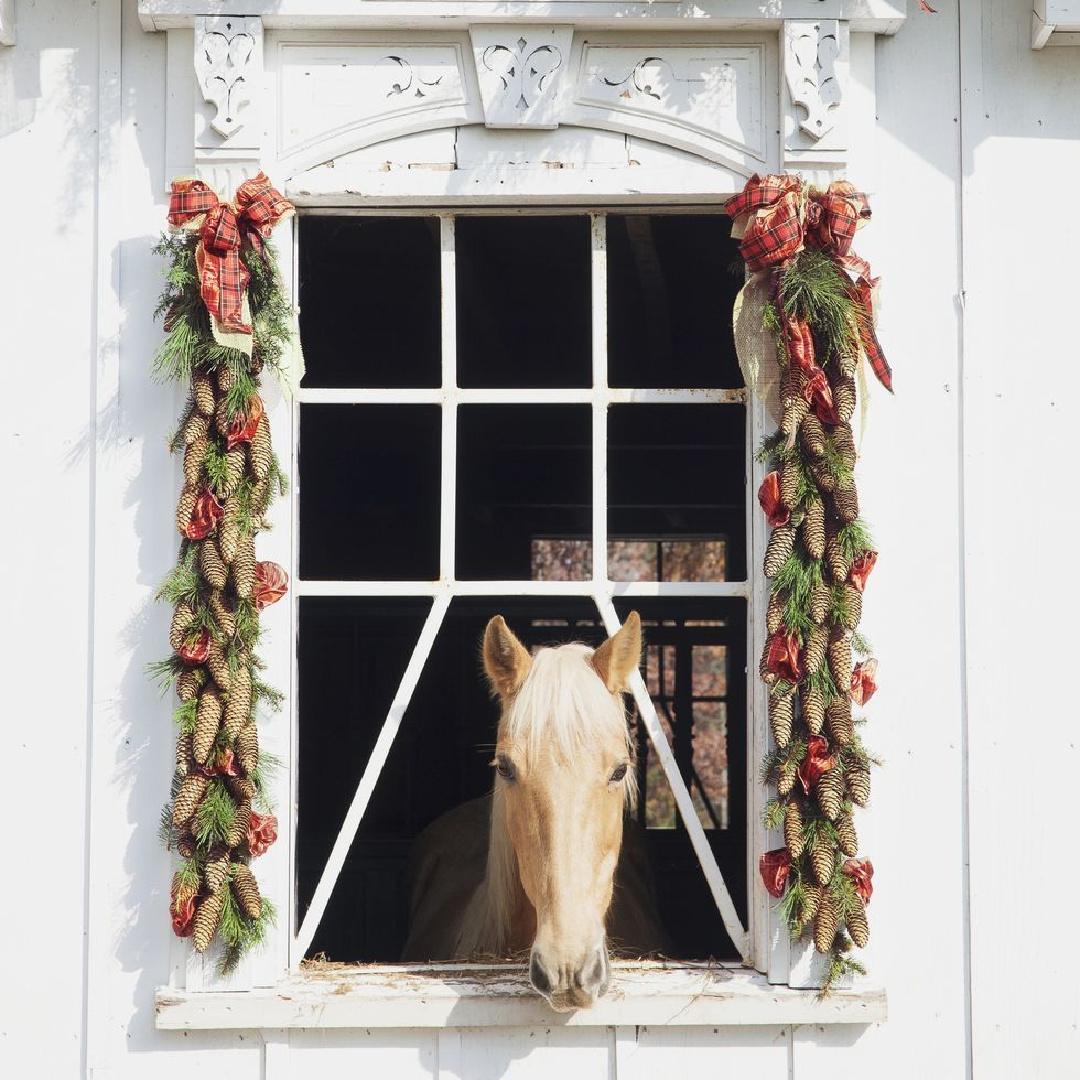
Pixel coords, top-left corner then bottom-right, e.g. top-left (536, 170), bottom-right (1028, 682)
top-left (195, 15), bottom-right (262, 140)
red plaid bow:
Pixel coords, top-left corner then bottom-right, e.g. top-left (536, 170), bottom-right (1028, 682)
top-left (726, 174), bottom-right (893, 392)
top-left (168, 173), bottom-right (293, 337)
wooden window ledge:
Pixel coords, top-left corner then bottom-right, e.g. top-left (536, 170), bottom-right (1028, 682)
top-left (155, 962), bottom-right (886, 1030)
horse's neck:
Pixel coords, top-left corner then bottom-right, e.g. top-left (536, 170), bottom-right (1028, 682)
top-left (455, 785), bottom-right (535, 958)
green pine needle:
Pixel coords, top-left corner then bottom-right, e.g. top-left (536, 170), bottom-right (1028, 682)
top-left (192, 780), bottom-right (236, 848)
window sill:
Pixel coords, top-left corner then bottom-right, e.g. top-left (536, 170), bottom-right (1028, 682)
top-left (155, 961), bottom-right (886, 1029)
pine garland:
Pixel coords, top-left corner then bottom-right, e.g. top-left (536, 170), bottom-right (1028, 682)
top-left (150, 177), bottom-right (294, 974)
top-left (729, 175), bottom-right (888, 996)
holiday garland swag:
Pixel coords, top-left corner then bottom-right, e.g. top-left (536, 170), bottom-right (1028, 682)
top-left (151, 174), bottom-right (294, 972)
top-left (726, 174), bottom-right (890, 992)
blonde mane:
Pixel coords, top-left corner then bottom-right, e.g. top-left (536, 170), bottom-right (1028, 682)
top-left (454, 642), bottom-right (636, 957)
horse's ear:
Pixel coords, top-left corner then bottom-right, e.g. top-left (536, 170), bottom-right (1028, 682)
top-left (483, 615), bottom-right (533, 700)
top-left (591, 611), bottom-right (642, 693)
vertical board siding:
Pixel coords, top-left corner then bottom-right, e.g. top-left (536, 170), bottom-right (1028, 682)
top-left (288, 1030), bottom-right (438, 1078)
top-left (616, 1025), bottom-right (790, 1080)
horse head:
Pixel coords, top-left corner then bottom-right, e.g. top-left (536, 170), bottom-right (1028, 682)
top-left (482, 612), bottom-right (642, 1011)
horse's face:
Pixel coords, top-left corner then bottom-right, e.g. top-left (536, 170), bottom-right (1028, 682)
top-left (483, 613), bottom-right (642, 1012)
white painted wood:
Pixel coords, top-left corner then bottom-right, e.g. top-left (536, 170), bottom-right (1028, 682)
top-left (1033, 1), bottom-right (1080, 45)
top-left (0, 0), bottom-right (14, 46)
top-left (297, 387), bottom-right (745, 405)
top-left (591, 213), bottom-right (608, 588)
top-left (596, 598), bottom-right (749, 961)
top-left (287, 1029), bottom-right (437, 1077)
top-left (295, 580), bottom-right (750, 598)
top-left (570, 40), bottom-right (767, 171)
top-left (165, 30), bottom-right (196, 185)
top-left (455, 1026), bottom-right (610, 1079)
top-left (137, 1), bottom-right (910, 36)
top-left (194, 16), bottom-right (262, 140)
top-left (294, 593), bottom-right (451, 960)
top-left (783, 20), bottom-right (848, 142)
top-left (439, 214), bottom-right (458, 583)
top-left (154, 965), bottom-right (885, 1029)
top-left (454, 126), bottom-right (628, 171)
top-left (469, 25), bottom-right (574, 129)
top-left (614, 1024), bottom-right (792, 1080)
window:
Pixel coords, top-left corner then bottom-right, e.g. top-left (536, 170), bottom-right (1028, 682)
top-left (291, 210), bottom-right (752, 968)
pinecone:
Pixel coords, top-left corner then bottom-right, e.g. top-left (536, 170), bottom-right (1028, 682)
top-left (779, 458), bottom-right (801, 510)
top-left (769, 691), bottom-right (794, 748)
top-left (192, 890), bottom-right (225, 953)
top-left (832, 483), bottom-right (860, 524)
top-left (814, 890), bottom-right (839, 953)
top-left (181, 410), bottom-right (210, 447)
top-left (214, 393), bottom-right (233, 438)
top-left (192, 373), bottom-right (215, 417)
top-left (847, 899), bottom-right (870, 948)
top-left (801, 682), bottom-right (826, 735)
top-left (250, 478), bottom-right (272, 521)
top-left (804, 625), bottom-right (828, 676)
top-left (175, 731), bottom-right (195, 774)
top-left (828, 628), bottom-right (854, 690)
top-left (759, 639), bottom-right (777, 686)
top-left (764, 525), bottom-right (795, 577)
top-left (800, 413), bottom-right (826, 457)
top-left (194, 685), bottom-right (224, 765)
top-left (227, 799), bottom-right (252, 849)
top-left (816, 769), bottom-right (844, 821)
top-left (176, 485), bottom-right (198, 536)
top-left (781, 397), bottom-right (811, 442)
top-left (832, 422), bottom-right (857, 469)
top-left (208, 590), bottom-right (236, 639)
top-left (782, 364), bottom-right (808, 401)
top-left (825, 533), bottom-right (850, 582)
top-left (225, 662), bottom-right (252, 741)
top-left (235, 722), bottom-right (259, 776)
top-left (833, 376), bottom-right (857, 423)
top-left (176, 668), bottom-right (201, 703)
top-left (183, 435), bottom-right (208, 488)
top-left (839, 584), bottom-right (863, 630)
top-left (802, 499), bottom-right (826, 560)
top-left (218, 497), bottom-right (240, 564)
top-left (226, 775), bottom-right (256, 803)
top-left (777, 758), bottom-right (797, 797)
top-left (214, 446), bottom-right (244, 500)
top-left (847, 766), bottom-right (871, 807)
top-left (809, 832), bottom-right (835, 886)
top-left (837, 346), bottom-right (859, 377)
top-left (175, 831), bottom-right (196, 859)
top-left (809, 584), bottom-right (831, 625)
top-left (784, 799), bottom-right (805, 858)
top-left (766, 591), bottom-right (785, 635)
top-left (836, 814), bottom-right (859, 857)
top-left (250, 414), bottom-right (273, 482)
top-left (203, 844), bottom-right (231, 894)
top-left (198, 539), bottom-right (228, 590)
top-left (827, 698), bottom-right (854, 745)
top-left (169, 602), bottom-right (196, 652)
top-left (231, 534), bottom-right (257, 599)
top-left (810, 459), bottom-right (838, 493)
top-left (232, 863), bottom-right (262, 919)
top-left (171, 772), bottom-right (209, 829)
top-left (216, 363), bottom-right (236, 398)
top-left (207, 634), bottom-right (231, 692)
top-left (800, 883), bottom-right (824, 928)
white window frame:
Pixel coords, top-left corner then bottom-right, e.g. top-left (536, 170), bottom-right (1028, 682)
top-left (158, 203), bottom-right (885, 1027)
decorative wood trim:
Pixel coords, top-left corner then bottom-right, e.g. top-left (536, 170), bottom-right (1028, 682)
top-left (155, 964), bottom-right (887, 1029)
top-left (469, 25), bottom-right (574, 128)
top-left (195, 16), bottom-right (263, 139)
top-left (783, 19), bottom-right (846, 141)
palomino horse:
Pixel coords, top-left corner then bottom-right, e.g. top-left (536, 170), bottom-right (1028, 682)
top-left (402, 612), bottom-right (669, 1011)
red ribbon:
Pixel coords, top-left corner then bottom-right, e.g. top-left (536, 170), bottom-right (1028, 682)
top-left (848, 550), bottom-right (878, 593)
top-left (766, 630), bottom-right (804, 684)
top-left (843, 857), bottom-right (875, 904)
top-left (759, 848), bottom-right (792, 898)
top-left (757, 472), bottom-right (791, 528)
top-left (253, 561), bottom-right (289, 611)
top-left (726, 174), bottom-right (893, 392)
top-left (168, 173), bottom-right (293, 335)
top-left (798, 734), bottom-right (836, 795)
top-left (850, 659), bottom-right (879, 706)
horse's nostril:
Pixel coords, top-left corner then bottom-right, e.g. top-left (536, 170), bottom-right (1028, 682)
top-left (530, 952), bottom-right (553, 996)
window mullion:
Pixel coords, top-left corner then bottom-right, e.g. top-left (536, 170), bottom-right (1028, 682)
top-left (440, 214), bottom-right (457, 584)
top-left (591, 214), bottom-right (608, 589)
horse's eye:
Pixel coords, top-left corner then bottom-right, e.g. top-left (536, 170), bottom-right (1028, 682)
top-left (610, 763), bottom-right (628, 783)
top-left (496, 757), bottom-right (517, 782)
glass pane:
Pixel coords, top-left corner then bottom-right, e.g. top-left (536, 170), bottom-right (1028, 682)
top-left (691, 701), bottom-right (728, 831)
top-left (608, 405), bottom-right (746, 581)
top-left (607, 214), bottom-right (743, 389)
top-left (609, 539), bottom-right (658, 582)
top-left (299, 216), bottom-right (441, 388)
top-left (457, 405), bottom-right (591, 580)
top-left (299, 404), bottom-right (440, 580)
top-left (531, 538), bottom-right (593, 581)
top-left (456, 216), bottom-right (591, 388)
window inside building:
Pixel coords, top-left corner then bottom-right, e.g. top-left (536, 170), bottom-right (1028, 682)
top-left (295, 211), bottom-right (748, 965)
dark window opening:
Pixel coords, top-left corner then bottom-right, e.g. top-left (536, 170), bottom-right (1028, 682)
top-left (299, 216), bottom-right (441, 389)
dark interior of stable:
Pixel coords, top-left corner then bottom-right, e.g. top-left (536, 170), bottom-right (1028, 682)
top-left (296, 213), bottom-right (748, 963)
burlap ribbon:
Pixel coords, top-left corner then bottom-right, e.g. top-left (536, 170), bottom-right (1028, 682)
top-left (167, 173), bottom-right (294, 357)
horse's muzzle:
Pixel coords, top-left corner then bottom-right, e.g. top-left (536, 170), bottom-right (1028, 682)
top-left (530, 943), bottom-right (610, 1012)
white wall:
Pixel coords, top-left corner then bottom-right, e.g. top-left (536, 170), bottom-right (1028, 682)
top-left (3, 1), bottom-right (1077, 1077)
